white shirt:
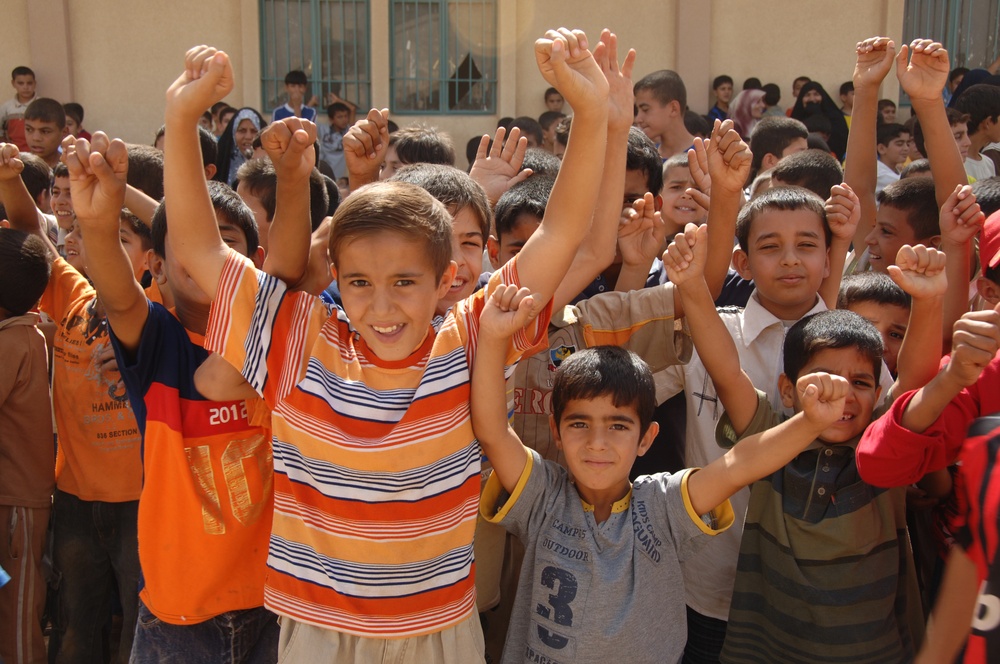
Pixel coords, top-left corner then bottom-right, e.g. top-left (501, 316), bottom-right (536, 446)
top-left (965, 154), bottom-right (996, 182)
top-left (876, 159), bottom-right (900, 194)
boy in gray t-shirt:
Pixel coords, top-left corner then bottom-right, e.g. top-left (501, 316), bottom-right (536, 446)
top-left (472, 284), bottom-right (855, 664)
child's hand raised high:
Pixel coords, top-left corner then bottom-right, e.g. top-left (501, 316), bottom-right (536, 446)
top-left (662, 222), bottom-right (708, 287)
top-left (0, 143), bottom-right (24, 181)
top-left (945, 306), bottom-right (1000, 388)
top-left (853, 37), bottom-right (896, 90)
top-left (62, 132), bottom-right (128, 226)
top-left (479, 284), bottom-right (538, 342)
top-left (343, 108), bottom-right (390, 186)
top-left (165, 46), bottom-right (234, 122)
top-left (796, 372), bottom-right (848, 430)
top-left (261, 117), bottom-right (317, 182)
top-left (595, 29), bottom-right (636, 133)
top-left (534, 29), bottom-right (609, 114)
top-left (617, 193), bottom-right (666, 270)
top-left (469, 126), bottom-right (532, 206)
top-left (705, 119), bottom-right (751, 195)
top-left (896, 39), bottom-right (950, 104)
top-left (824, 183), bottom-right (861, 243)
top-left (938, 184), bottom-right (985, 246)
top-left (888, 244), bottom-right (947, 301)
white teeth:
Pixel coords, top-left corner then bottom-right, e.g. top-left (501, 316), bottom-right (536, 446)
top-left (373, 324), bottom-right (401, 334)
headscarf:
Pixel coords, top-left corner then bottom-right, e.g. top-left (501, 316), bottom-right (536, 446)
top-left (730, 89), bottom-right (766, 139)
top-left (214, 107), bottom-right (265, 186)
top-left (948, 69), bottom-right (997, 108)
top-left (791, 82), bottom-right (849, 160)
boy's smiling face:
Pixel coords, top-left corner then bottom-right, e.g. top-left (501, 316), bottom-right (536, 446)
top-left (551, 394), bottom-right (657, 509)
top-left (437, 206), bottom-right (484, 315)
top-left (780, 347), bottom-right (881, 444)
top-left (734, 208), bottom-right (830, 320)
top-left (864, 204), bottom-right (919, 274)
top-left (659, 165), bottom-right (704, 233)
top-left (51, 175), bottom-right (74, 229)
top-left (336, 230), bottom-right (455, 362)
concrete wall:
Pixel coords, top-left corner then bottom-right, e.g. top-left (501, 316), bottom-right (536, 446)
top-left (1, 0), bottom-right (907, 153)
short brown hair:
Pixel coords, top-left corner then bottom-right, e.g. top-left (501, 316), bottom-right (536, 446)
top-left (389, 163), bottom-right (492, 239)
top-left (389, 125), bottom-right (455, 167)
top-left (329, 182), bottom-right (453, 279)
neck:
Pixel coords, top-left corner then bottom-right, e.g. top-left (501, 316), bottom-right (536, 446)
top-left (577, 481), bottom-right (631, 524)
top-left (658, 124), bottom-right (696, 159)
top-left (969, 132), bottom-right (991, 156)
top-left (173, 298), bottom-right (210, 336)
top-left (717, 100), bottom-right (729, 112)
top-left (759, 293), bottom-right (820, 322)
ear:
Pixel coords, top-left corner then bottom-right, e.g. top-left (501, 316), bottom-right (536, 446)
top-left (732, 248), bottom-right (753, 280)
top-left (669, 100), bottom-right (683, 118)
top-left (330, 263), bottom-right (338, 282)
top-left (876, 144), bottom-right (888, 157)
top-left (250, 245), bottom-right (265, 270)
top-left (487, 236), bottom-right (501, 270)
top-left (146, 249), bottom-right (166, 284)
top-left (636, 421), bottom-right (659, 458)
top-left (823, 246), bottom-right (831, 279)
top-left (653, 194), bottom-right (664, 212)
top-left (204, 163), bottom-right (218, 180)
top-left (435, 261), bottom-right (457, 298)
top-left (761, 153), bottom-right (780, 172)
top-left (778, 373), bottom-right (796, 409)
top-left (549, 415), bottom-right (564, 451)
top-left (977, 276), bottom-right (1000, 306)
top-left (0, 220), bottom-right (9, 228)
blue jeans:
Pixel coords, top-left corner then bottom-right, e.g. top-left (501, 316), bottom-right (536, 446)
top-left (129, 600), bottom-right (278, 664)
top-left (47, 490), bottom-right (140, 664)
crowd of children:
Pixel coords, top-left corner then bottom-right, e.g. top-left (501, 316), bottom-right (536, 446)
top-left (3, 24), bottom-right (1000, 664)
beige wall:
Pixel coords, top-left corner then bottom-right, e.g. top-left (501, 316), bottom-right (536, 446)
top-left (1, 0), bottom-right (906, 154)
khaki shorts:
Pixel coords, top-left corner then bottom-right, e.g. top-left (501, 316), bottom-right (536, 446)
top-left (276, 611), bottom-right (486, 664)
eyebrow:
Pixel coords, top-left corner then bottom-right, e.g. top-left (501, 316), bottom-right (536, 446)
top-left (564, 411), bottom-right (636, 424)
top-left (339, 270), bottom-right (424, 279)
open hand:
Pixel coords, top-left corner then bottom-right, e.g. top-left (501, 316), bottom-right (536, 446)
top-left (62, 132), bottom-right (128, 227)
top-left (797, 372), bottom-right (849, 429)
top-left (938, 184), bottom-right (985, 246)
top-left (165, 46), bottom-right (234, 122)
top-left (596, 29), bottom-right (636, 133)
top-left (261, 117), bottom-right (317, 182)
top-left (534, 29), bottom-right (609, 113)
top-left (896, 39), bottom-right (949, 104)
top-left (853, 37), bottom-right (896, 90)
top-left (469, 126), bottom-right (532, 206)
top-left (887, 244), bottom-right (947, 300)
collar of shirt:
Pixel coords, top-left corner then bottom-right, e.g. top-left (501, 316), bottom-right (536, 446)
top-left (739, 290), bottom-right (826, 346)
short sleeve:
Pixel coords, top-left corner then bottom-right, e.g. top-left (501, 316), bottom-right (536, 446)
top-left (480, 449), bottom-right (563, 542)
top-left (38, 258), bottom-right (93, 324)
top-left (635, 469), bottom-right (733, 562)
top-left (205, 251), bottom-right (329, 407)
top-left (715, 389), bottom-right (774, 449)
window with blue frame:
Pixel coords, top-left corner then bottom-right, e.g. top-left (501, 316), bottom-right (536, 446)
top-left (390, 0), bottom-right (497, 114)
top-left (260, 0), bottom-right (371, 117)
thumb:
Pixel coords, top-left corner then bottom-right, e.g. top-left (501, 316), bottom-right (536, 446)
top-left (895, 44), bottom-right (909, 74)
top-left (514, 294), bottom-right (538, 326)
top-left (89, 151), bottom-right (117, 184)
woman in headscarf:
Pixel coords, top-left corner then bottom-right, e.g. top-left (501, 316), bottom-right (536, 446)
top-left (214, 107), bottom-right (265, 186)
top-left (730, 88), bottom-right (766, 140)
top-left (791, 81), bottom-right (849, 160)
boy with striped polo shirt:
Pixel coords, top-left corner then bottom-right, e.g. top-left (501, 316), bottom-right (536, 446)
top-left (164, 31), bottom-right (609, 661)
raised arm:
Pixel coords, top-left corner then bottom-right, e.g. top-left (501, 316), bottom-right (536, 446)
top-left (343, 108), bottom-right (389, 193)
top-left (258, 117), bottom-right (318, 285)
top-left (845, 37), bottom-right (896, 251)
top-left (665, 223), bottom-right (758, 433)
top-left (688, 372), bottom-right (848, 515)
top-left (471, 285), bottom-right (536, 492)
top-left (64, 134), bottom-right (148, 352)
top-left (936, 184), bottom-right (985, 347)
top-left (550, 30), bottom-right (635, 311)
top-left (163, 46), bottom-right (238, 300)
top-left (0, 143), bottom-right (48, 241)
top-left (513, 28), bottom-right (609, 305)
top-left (887, 244), bottom-right (947, 395)
top-left (468, 127), bottom-right (532, 208)
top-left (820, 183), bottom-right (862, 307)
top-left (123, 184), bottom-right (158, 228)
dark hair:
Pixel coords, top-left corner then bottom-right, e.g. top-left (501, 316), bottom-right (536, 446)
top-left (497, 117), bottom-right (514, 131)
top-left (63, 102), bottom-right (84, 125)
top-left (52, 162), bottom-right (69, 180)
top-left (793, 76), bottom-right (812, 90)
top-left (321, 174), bottom-right (340, 217)
top-left (328, 181), bottom-right (453, 279)
top-left (955, 84), bottom-right (1000, 134)
top-left (211, 101), bottom-right (229, 116)
top-left (552, 346), bottom-right (657, 438)
top-left (684, 110), bottom-right (711, 138)
top-left (876, 122), bottom-right (908, 148)
top-left (465, 135), bottom-right (482, 171)
top-left (494, 174), bottom-right (554, 240)
top-left (735, 185), bottom-right (830, 253)
top-left (791, 81), bottom-right (849, 159)
top-left (11, 66), bottom-right (34, 80)
top-left (839, 81), bottom-right (855, 96)
top-left (986, 262), bottom-right (1000, 285)
top-left (544, 87), bottom-right (561, 100)
top-left (0, 228), bottom-right (50, 316)
top-left (153, 125), bottom-right (165, 147)
top-left (235, 158), bottom-right (329, 231)
top-left (389, 125), bottom-right (455, 167)
top-left (713, 75), bottom-right (733, 90)
top-left (538, 110), bottom-right (565, 131)
top-left (807, 133), bottom-right (833, 153)
top-left (912, 107), bottom-right (970, 157)
top-left (748, 116), bottom-right (808, 179)
top-left (634, 70), bottom-right (687, 110)
top-left (762, 83), bottom-right (781, 107)
top-left (743, 77), bottom-right (762, 91)
top-left (837, 271), bottom-right (910, 311)
top-left (389, 163), bottom-right (492, 240)
top-left (877, 177), bottom-right (939, 240)
top-left (327, 102), bottom-right (350, 117)
top-left (949, 67), bottom-right (971, 84)
top-left (783, 310), bottom-right (883, 385)
top-left (520, 148), bottom-right (561, 177)
top-left (151, 180), bottom-right (258, 258)
top-left (284, 70), bottom-right (308, 86)
top-left (899, 159), bottom-right (932, 179)
top-left (509, 116), bottom-right (544, 147)
top-left (17, 152), bottom-right (51, 203)
top-left (627, 127), bottom-right (664, 196)
top-left (554, 115), bottom-right (572, 148)
top-left (972, 177), bottom-right (1000, 218)
top-left (198, 126), bottom-right (218, 167)
top-left (877, 99), bottom-right (896, 112)
top-left (770, 149), bottom-right (843, 200)
top-left (121, 208), bottom-right (152, 251)
top-left (126, 144), bottom-right (165, 201)
top-left (804, 113), bottom-right (832, 135)
top-left (24, 98), bottom-right (65, 128)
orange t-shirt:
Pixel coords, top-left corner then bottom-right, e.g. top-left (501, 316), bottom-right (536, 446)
top-left (38, 259), bottom-right (142, 502)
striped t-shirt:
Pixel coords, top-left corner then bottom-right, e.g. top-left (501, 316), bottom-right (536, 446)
top-left (205, 251), bottom-right (548, 638)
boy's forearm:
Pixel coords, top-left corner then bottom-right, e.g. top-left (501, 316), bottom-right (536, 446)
top-left (471, 335), bottom-right (528, 492)
top-left (551, 126), bottom-right (628, 310)
top-left (910, 99), bottom-right (967, 206)
top-left (615, 263), bottom-right (653, 292)
top-left (900, 370), bottom-right (966, 433)
top-left (261, 176), bottom-right (312, 285)
top-left (163, 114), bottom-right (230, 299)
top-left (704, 192), bottom-right (740, 299)
top-left (819, 238), bottom-right (851, 308)
top-left (941, 238), bottom-right (971, 348)
top-left (844, 86), bottom-right (879, 249)
top-left (895, 294), bottom-right (944, 394)
top-left (124, 185), bottom-right (158, 228)
top-left (0, 177), bottom-right (45, 238)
